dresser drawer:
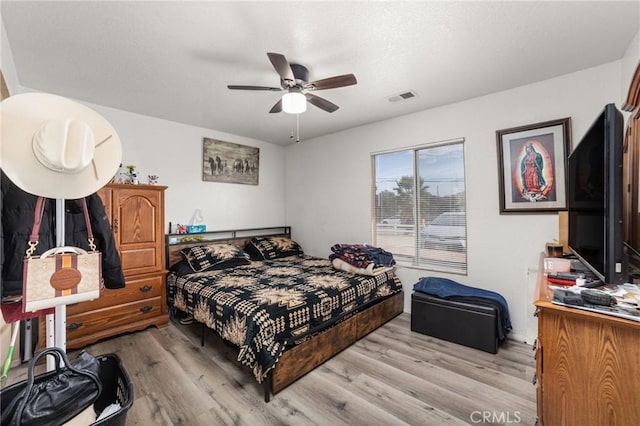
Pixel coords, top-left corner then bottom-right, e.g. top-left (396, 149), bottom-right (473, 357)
top-left (68, 273), bottom-right (164, 314)
top-left (66, 297), bottom-right (162, 339)
top-left (121, 246), bottom-right (160, 276)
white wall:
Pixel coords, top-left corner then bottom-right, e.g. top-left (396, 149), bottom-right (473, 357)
top-left (0, 10), bottom-right (20, 95)
top-left (285, 61), bottom-right (625, 342)
top-left (621, 30), bottom-right (640, 102)
top-left (82, 103), bottom-right (286, 232)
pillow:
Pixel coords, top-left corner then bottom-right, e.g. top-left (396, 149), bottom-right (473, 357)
top-left (169, 260), bottom-right (195, 277)
top-left (170, 257), bottom-right (251, 276)
top-left (245, 236), bottom-right (303, 260)
top-left (180, 243), bottom-right (250, 272)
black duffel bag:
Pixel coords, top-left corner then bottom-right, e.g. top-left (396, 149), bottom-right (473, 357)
top-left (1, 347), bottom-right (102, 426)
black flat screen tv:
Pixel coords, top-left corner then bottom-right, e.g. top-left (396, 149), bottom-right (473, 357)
top-left (567, 103), bottom-right (627, 285)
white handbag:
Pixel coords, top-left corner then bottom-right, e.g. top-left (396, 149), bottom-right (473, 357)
top-left (22, 197), bottom-right (102, 312)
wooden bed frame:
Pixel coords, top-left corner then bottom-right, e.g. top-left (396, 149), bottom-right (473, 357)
top-left (165, 227), bottom-right (405, 401)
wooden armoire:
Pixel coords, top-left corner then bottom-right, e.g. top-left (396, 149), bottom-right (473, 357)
top-left (65, 183), bottom-right (168, 349)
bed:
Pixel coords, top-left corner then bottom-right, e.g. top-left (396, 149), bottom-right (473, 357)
top-left (165, 227), bottom-right (404, 401)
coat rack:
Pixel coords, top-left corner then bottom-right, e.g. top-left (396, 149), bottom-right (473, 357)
top-left (44, 199), bottom-right (67, 369)
top-left (1, 92), bottom-right (123, 371)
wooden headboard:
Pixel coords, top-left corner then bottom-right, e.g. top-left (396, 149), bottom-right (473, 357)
top-left (165, 226), bottom-right (291, 268)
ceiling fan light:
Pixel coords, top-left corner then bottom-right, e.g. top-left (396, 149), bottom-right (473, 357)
top-left (282, 92), bottom-right (307, 114)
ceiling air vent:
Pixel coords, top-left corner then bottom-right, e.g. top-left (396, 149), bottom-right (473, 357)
top-left (387, 90), bottom-right (418, 103)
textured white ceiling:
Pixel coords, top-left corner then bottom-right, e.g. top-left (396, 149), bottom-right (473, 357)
top-left (2, 1), bottom-right (639, 146)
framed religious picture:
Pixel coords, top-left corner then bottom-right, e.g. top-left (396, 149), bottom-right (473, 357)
top-left (496, 117), bottom-right (572, 213)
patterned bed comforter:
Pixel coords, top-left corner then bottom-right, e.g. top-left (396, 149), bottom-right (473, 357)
top-left (166, 255), bottom-right (402, 382)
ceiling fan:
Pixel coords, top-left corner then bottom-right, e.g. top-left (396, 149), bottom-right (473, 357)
top-left (227, 52), bottom-right (357, 114)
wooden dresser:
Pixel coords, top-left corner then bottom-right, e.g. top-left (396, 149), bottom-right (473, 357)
top-left (533, 255), bottom-right (640, 425)
top-left (65, 184), bottom-right (169, 349)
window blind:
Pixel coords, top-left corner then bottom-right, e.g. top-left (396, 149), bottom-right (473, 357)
top-left (372, 139), bottom-right (467, 274)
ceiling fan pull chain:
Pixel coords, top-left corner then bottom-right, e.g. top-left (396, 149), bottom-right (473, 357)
top-left (296, 114), bottom-right (300, 144)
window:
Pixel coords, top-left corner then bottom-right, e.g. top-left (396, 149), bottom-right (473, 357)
top-left (372, 139), bottom-right (467, 274)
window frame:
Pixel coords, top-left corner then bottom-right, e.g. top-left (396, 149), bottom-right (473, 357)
top-left (371, 138), bottom-right (467, 274)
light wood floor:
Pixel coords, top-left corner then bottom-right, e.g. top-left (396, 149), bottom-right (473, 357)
top-left (4, 313), bottom-right (536, 425)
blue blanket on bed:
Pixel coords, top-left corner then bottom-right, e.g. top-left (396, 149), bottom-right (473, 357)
top-left (413, 277), bottom-right (512, 340)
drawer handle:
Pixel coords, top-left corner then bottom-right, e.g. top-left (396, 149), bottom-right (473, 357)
top-left (139, 285), bottom-right (153, 292)
top-left (67, 322), bottom-right (83, 331)
top-left (140, 305), bottom-right (153, 314)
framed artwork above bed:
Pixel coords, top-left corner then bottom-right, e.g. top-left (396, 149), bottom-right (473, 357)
top-left (202, 138), bottom-right (259, 185)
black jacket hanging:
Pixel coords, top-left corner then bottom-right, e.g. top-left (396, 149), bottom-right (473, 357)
top-left (1, 172), bottom-right (125, 298)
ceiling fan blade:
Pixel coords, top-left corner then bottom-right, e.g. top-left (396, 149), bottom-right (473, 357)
top-left (227, 85), bottom-right (282, 91)
top-left (305, 93), bottom-right (339, 113)
top-left (267, 52), bottom-right (295, 83)
top-left (308, 74), bottom-right (357, 90)
top-left (269, 98), bottom-right (282, 113)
